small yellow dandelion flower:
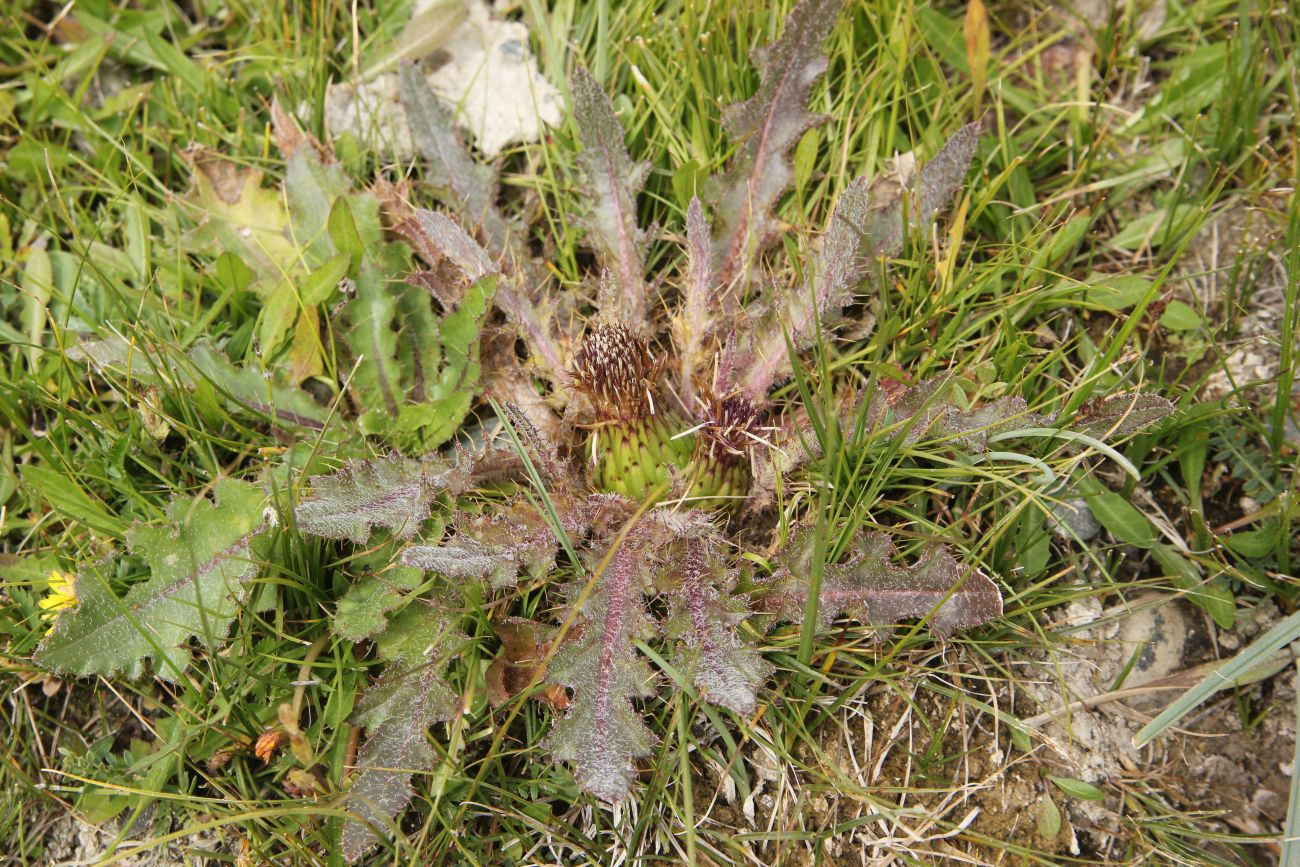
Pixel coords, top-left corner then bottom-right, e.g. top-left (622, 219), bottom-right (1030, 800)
top-left (39, 570), bottom-right (78, 634)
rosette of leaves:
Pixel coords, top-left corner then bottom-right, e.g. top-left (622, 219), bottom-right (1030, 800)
top-left (284, 0), bottom-right (1176, 857)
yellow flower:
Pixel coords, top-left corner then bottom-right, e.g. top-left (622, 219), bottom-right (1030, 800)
top-left (39, 570), bottom-right (78, 634)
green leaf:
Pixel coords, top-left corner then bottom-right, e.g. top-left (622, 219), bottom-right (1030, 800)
top-left (1050, 777), bottom-right (1106, 801)
top-left (1225, 527), bottom-right (1275, 558)
top-left (343, 264), bottom-right (403, 419)
top-left (1037, 795), bottom-right (1062, 839)
top-left (1158, 300), bottom-right (1203, 331)
top-left (1086, 490), bottom-right (1156, 548)
top-left (300, 254), bottom-right (351, 306)
top-left (1082, 274), bottom-right (1155, 310)
top-left (1108, 205), bottom-right (1198, 252)
top-left (328, 197), bottom-right (366, 272)
top-left (1150, 544), bottom-right (1235, 629)
top-left (35, 479), bottom-right (268, 680)
top-left (256, 279), bottom-right (299, 357)
top-left (20, 465), bottom-right (128, 538)
top-left (342, 607), bottom-right (462, 862)
top-left (187, 342), bottom-right (329, 430)
top-left (284, 148), bottom-right (355, 266)
top-left (332, 530), bottom-right (437, 642)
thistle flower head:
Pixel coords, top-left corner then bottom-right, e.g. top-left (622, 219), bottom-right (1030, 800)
top-left (570, 323), bottom-right (665, 424)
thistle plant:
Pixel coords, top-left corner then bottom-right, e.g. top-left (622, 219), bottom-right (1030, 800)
top-left (26, 0), bottom-right (1176, 860)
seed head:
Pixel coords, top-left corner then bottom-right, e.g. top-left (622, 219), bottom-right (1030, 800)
top-left (571, 323), bottom-right (665, 423)
top-left (698, 393), bottom-right (761, 463)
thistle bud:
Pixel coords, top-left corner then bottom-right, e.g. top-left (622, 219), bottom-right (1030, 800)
top-left (571, 325), bottom-right (756, 509)
top-left (572, 324), bottom-right (692, 501)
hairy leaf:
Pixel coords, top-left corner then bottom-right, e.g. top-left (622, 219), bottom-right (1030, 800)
top-left (1066, 393), bottom-right (1175, 439)
top-left (739, 175), bottom-right (870, 396)
top-left (399, 62), bottom-right (513, 261)
top-left (763, 526), bottom-right (1003, 637)
top-left (543, 540), bottom-right (657, 802)
top-left (673, 197), bottom-right (717, 407)
top-left (663, 539), bottom-right (770, 715)
top-left (709, 0), bottom-right (841, 288)
top-left (860, 123), bottom-right (981, 259)
top-left (400, 209), bottom-right (497, 284)
top-left (402, 496), bottom-right (567, 589)
top-left (342, 606), bottom-right (461, 862)
top-left (295, 453), bottom-right (470, 544)
top-left (572, 65), bottom-right (649, 326)
top-left (739, 124), bottom-right (980, 397)
top-left (35, 479), bottom-right (268, 680)
top-left (333, 534), bottom-right (431, 642)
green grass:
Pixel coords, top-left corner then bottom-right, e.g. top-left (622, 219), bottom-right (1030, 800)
top-left (2, 0), bottom-right (1298, 864)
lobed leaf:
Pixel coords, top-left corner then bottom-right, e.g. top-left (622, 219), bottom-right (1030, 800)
top-left (739, 175), bottom-right (871, 397)
top-left (739, 123), bottom-right (980, 397)
top-left (662, 539), bottom-right (771, 715)
top-left (572, 65), bottom-right (650, 327)
top-left (295, 453), bottom-right (470, 544)
top-left (399, 63), bottom-right (514, 261)
top-left (1065, 392), bottom-right (1176, 439)
top-left (402, 496), bottom-right (568, 589)
top-left (333, 534), bottom-right (430, 642)
top-left (342, 607), bottom-right (461, 862)
top-left (343, 263), bottom-right (404, 421)
top-left (763, 525), bottom-right (1003, 638)
top-left (543, 540), bottom-right (657, 802)
top-left (399, 209), bottom-right (497, 284)
top-left (859, 122), bottom-right (981, 260)
top-left (35, 479), bottom-right (268, 681)
top-left (709, 0), bottom-right (841, 289)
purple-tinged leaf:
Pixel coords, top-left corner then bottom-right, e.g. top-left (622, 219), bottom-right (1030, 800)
top-left (572, 66), bottom-right (650, 327)
top-left (673, 197), bottom-right (719, 408)
top-left (663, 539), bottom-right (771, 715)
top-left (492, 280), bottom-right (569, 385)
top-left (762, 526), bottom-right (1003, 638)
top-left (342, 607), bottom-right (461, 862)
top-left (543, 540), bottom-right (657, 802)
top-left (738, 124), bottom-right (980, 398)
top-left (399, 209), bottom-right (497, 283)
top-left (739, 175), bottom-right (870, 397)
top-left (403, 496), bottom-right (575, 589)
top-left (295, 453), bottom-right (470, 544)
top-left (1064, 392), bottom-right (1175, 439)
top-left (859, 123), bottom-right (981, 261)
top-left (709, 0), bottom-right (841, 289)
top-left (399, 63), bottom-right (514, 261)
top-left (401, 539), bottom-right (520, 587)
